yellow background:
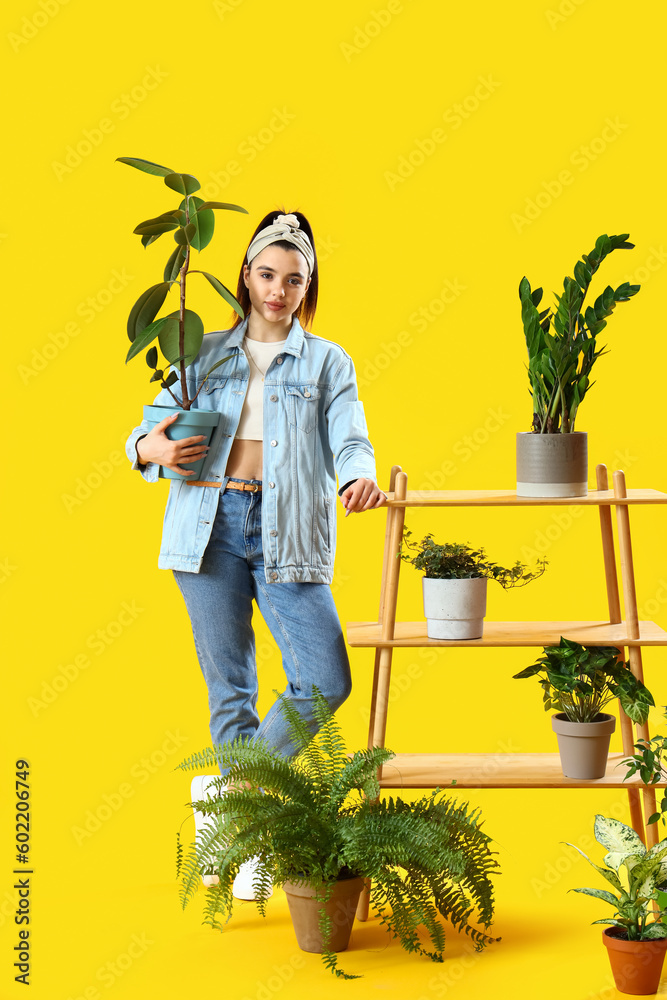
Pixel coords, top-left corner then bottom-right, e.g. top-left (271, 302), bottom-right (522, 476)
top-left (3, 0), bottom-right (667, 996)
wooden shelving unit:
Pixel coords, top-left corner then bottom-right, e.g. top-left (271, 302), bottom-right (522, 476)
top-left (348, 464), bottom-right (667, 920)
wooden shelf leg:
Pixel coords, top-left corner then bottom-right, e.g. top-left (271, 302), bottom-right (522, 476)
top-left (614, 470), bottom-right (658, 848)
top-left (358, 467), bottom-right (404, 923)
top-left (596, 464), bottom-right (645, 841)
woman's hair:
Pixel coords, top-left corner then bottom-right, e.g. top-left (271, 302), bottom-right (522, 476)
top-left (230, 208), bottom-right (319, 331)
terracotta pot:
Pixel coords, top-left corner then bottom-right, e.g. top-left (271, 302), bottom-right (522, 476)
top-left (282, 876), bottom-right (364, 953)
top-left (602, 927), bottom-right (667, 994)
top-left (516, 431), bottom-right (588, 497)
top-left (422, 577), bottom-right (488, 640)
top-left (551, 712), bottom-right (616, 779)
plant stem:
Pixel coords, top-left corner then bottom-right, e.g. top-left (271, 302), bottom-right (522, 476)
top-left (179, 197), bottom-right (191, 410)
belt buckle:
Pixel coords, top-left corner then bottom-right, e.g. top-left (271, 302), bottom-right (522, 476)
top-left (250, 483), bottom-right (260, 493)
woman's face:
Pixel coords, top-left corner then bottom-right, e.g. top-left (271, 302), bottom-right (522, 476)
top-left (243, 245), bottom-right (311, 324)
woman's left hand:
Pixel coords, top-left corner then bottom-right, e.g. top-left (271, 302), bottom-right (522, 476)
top-left (340, 479), bottom-right (387, 516)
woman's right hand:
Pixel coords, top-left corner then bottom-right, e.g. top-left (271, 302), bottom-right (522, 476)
top-left (135, 413), bottom-right (209, 476)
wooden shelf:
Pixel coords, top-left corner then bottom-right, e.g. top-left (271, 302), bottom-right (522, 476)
top-left (347, 620), bottom-right (667, 647)
top-left (378, 752), bottom-right (667, 789)
top-left (384, 488), bottom-right (667, 507)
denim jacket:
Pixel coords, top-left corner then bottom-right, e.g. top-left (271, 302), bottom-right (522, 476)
top-left (125, 315), bottom-right (377, 582)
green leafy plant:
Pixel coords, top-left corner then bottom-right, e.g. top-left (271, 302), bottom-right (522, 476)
top-left (519, 233), bottom-right (640, 433)
top-left (400, 531), bottom-right (547, 587)
top-left (118, 156), bottom-right (248, 409)
top-left (176, 688), bottom-right (500, 979)
top-left (622, 708), bottom-right (667, 824)
top-left (513, 637), bottom-right (654, 724)
top-left (568, 814), bottom-right (667, 940)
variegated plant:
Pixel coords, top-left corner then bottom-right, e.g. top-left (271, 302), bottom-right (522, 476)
top-left (118, 156), bottom-right (247, 409)
top-left (519, 234), bottom-right (640, 433)
top-left (567, 815), bottom-right (667, 940)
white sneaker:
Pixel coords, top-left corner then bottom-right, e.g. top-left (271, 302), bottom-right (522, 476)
top-left (233, 856), bottom-right (273, 901)
top-left (191, 775), bottom-right (224, 887)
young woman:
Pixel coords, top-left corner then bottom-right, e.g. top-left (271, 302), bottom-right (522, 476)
top-left (125, 211), bottom-right (385, 892)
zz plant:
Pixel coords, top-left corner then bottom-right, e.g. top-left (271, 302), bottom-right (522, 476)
top-left (513, 637), bottom-right (654, 724)
top-left (176, 687), bottom-right (500, 979)
top-left (400, 531), bottom-right (547, 587)
top-left (118, 156), bottom-right (247, 409)
top-left (568, 815), bottom-right (667, 941)
top-left (520, 233), bottom-right (640, 433)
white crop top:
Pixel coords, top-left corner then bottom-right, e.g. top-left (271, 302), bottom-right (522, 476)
top-left (235, 336), bottom-right (288, 440)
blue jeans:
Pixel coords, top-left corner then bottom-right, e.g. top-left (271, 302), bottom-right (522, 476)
top-left (173, 479), bottom-right (352, 767)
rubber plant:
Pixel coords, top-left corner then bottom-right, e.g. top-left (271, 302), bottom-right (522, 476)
top-left (176, 687), bottom-right (500, 979)
top-left (519, 233), bottom-right (640, 433)
top-left (399, 531), bottom-right (547, 586)
top-left (118, 156), bottom-right (247, 408)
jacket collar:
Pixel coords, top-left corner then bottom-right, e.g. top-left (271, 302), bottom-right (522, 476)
top-left (226, 315), bottom-right (305, 358)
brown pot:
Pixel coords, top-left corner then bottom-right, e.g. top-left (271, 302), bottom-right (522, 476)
top-left (551, 712), bottom-right (616, 779)
top-left (602, 927), bottom-right (667, 995)
top-left (282, 876), bottom-right (364, 953)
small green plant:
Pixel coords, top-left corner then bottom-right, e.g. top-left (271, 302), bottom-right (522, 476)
top-left (513, 637), bottom-right (654, 724)
top-left (568, 814), bottom-right (667, 941)
top-left (520, 233), bottom-right (640, 433)
top-left (622, 708), bottom-right (667, 825)
top-left (118, 156), bottom-right (248, 409)
top-left (176, 688), bottom-right (500, 979)
top-left (400, 531), bottom-right (546, 586)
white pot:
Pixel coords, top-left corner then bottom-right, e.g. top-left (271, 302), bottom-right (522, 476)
top-left (422, 577), bottom-right (488, 639)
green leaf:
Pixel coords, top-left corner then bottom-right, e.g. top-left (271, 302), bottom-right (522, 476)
top-left (134, 220), bottom-right (180, 237)
top-left (563, 842), bottom-right (623, 891)
top-left (595, 815), bottom-right (645, 870)
top-left (191, 207), bottom-right (214, 251)
top-left (642, 924), bottom-right (667, 939)
top-left (127, 282), bottom-right (170, 342)
top-left (199, 271), bottom-right (244, 317)
top-left (570, 887), bottom-right (619, 906)
top-left (202, 354), bottom-right (236, 379)
top-left (126, 315), bottom-right (170, 362)
top-left (197, 201), bottom-right (248, 214)
top-left (158, 309), bottom-right (204, 368)
top-left (164, 245), bottom-right (186, 283)
top-left (179, 196), bottom-right (214, 252)
top-left (146, 346), bottom-right (158, 369)
top-left (117, 156), bottom-right (174, 177)
top-left (165, 173), bottom-right (201, 196)
top-left (174, 225), bottom-right (196, 246)
top-left (163, 371), bottom-right (178, 388)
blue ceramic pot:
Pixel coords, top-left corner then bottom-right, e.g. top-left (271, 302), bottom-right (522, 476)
top-left (143, 405), bottom-right (220, 481)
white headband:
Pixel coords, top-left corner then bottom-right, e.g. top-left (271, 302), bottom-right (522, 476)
top-left (246, 214), bottom-right (315, 275)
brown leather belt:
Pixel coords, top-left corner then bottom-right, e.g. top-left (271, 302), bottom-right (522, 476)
top-left (186, 479), bottom-right (262, 492)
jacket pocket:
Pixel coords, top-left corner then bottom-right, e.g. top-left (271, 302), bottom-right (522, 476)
top-left (286, 385), bottom-right (321, 433)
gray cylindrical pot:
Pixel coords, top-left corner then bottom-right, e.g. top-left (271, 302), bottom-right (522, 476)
top-left (551, 712), bottom-right (616, 779)
top-left (143, 405), bottom-right (221, 481)
top-left (422, 577), bottom-right (488, 640)
top-left (516, 431), bottom-right (588, 497)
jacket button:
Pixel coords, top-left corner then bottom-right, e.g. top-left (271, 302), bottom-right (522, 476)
top-left (270, 394), bottom-right (278, 401)
top-left (270, 440), bottom-right (277, 447)
top-left (304, 390), bottom-right (311, 397)
top-left (270, 530), bottom-right (277, 536)
top-left (276, 357), bottom-right (283, 364)
top-left (271, 572), bottom-right (278, 580)
top-left (268, 481), bottom-right (275, 488)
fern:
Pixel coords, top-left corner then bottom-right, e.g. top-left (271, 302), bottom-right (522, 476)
top-left (176, 685), bottom-right (501, 978)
